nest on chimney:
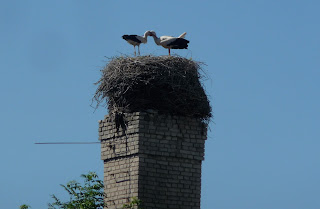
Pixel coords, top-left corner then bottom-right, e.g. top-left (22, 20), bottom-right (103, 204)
top-left (93, 55), bottom-right (212, 122)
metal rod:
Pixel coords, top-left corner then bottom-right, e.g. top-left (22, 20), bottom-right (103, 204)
top-left (35, 142), bottom-right (101, 144)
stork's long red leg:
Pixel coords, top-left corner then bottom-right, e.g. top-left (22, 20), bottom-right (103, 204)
top-left (138, 45), bottom-right (141, 56)
top-left (134, 46), bottom-right (136, 56)
top-left (169, 48), bottom-right (171, 56)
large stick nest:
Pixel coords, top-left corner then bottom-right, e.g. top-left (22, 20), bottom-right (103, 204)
top-left (93, 55), bottom-right (212, 121)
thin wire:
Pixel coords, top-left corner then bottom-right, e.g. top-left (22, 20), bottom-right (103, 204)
top-left (35, 142), bottom-right (101, 144)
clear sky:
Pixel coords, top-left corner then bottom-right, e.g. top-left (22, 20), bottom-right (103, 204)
top-left (1, 0), bottom-right (319, 208)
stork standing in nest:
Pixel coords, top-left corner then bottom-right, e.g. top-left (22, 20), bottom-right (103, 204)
top-left (122, 30), bottom-right (152, 56)
top-left (149, 31), bottom-right (189, 56)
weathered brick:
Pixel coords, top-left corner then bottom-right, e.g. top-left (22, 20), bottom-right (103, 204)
top-left (99, 112), bottom-right (207, 209)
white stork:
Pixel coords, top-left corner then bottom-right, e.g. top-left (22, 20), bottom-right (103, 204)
top-left (149, 31), bottom-right (189, 56)
top-left (122, 30), bottom-right (152, 56)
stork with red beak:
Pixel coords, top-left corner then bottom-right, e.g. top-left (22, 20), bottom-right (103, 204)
top-left (149, 31), bottom-right (189, 56)
top-left (122, 30), bottom-right (152, 56)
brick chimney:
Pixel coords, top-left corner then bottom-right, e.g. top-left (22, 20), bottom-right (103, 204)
top-left (99, 110), bottom-right (207, 209)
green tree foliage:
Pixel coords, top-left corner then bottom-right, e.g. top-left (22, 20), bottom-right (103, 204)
top-left (48, 172), bottom-right (104, 209)
top-left (20, 205), bottom-right (31, 209)
top-left (122, 197), bottom-right (142, 209)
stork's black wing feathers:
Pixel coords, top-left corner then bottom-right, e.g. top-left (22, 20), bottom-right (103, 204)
top-left (167, 38), bottom-right (190, 49)
top-left (122, 35), bottom-right (142, 43)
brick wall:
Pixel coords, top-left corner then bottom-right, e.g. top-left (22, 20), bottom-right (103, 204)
top-left (99, 111), bottom-right (207, 209)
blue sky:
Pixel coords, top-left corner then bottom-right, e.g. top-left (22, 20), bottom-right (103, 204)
top-left (1, 0), bottom-right (319, 208)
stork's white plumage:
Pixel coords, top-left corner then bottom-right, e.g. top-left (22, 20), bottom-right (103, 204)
top-left (122, 31), bottom-right (152, 56)
top-left (149, 31), bottom-right (189, 56)
top-left (178, 32), bottom-right (187, 38)
top-left (157, 32), bottom-right (187, 40)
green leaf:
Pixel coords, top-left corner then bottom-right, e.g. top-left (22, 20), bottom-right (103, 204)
top-left (49, 172), bottom-right (105, 209)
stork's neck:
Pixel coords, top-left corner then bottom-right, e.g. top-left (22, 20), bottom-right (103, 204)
top-left (143, 31), bottom-right (149, 39)
top-left (141, 31), bottom-right (150, 43)
top-left (152, 35), bottom-right (161, 45)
